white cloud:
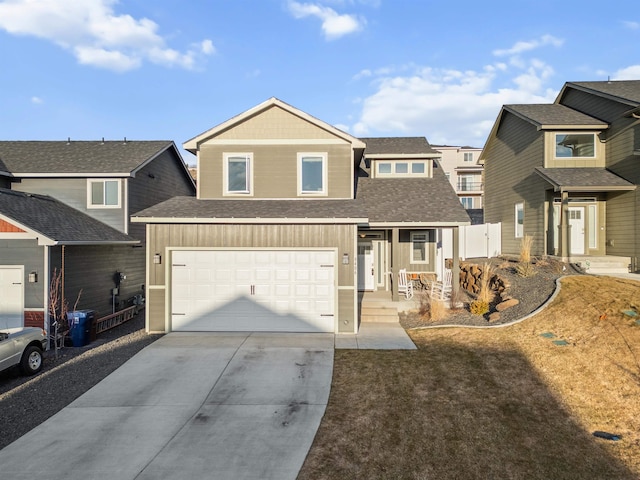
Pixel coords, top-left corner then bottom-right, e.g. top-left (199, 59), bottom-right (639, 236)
top-left (0, 0), bottom-right (215, 72)
top-left (287, 1), bottom-right (364, 40)
top-left (623, 20), bottom-right (640, 30)
top-left (31, 96), bottom-right (43, 104)
top-left (350, 59), bottom-right (558, 146)
top-left (612, 65), bottom-right (640, 80)
top-left (493, 34), bottom-right (564, 57)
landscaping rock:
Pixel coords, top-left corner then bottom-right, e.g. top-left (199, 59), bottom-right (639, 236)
top-left (496, 298), bottom-right (520, 311)
top-left (488, 312), bottom-right (501, 322)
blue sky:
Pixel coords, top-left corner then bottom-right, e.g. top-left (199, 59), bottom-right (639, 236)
top-left (0, 0), bottom-right (639, 164)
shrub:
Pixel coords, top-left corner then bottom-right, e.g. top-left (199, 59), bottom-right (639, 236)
top-left (469, 300), bottom-right (489, 316)
top-left (477, 262), bottom-right (495, 304)
top-left (515, 261), bottom-right (537, 277)
top-left (417, 291), bottom-right (446, 321)
top-left (519, 235), bottom-right (534, 263)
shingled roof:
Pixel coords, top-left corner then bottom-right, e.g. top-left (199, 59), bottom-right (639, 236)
top-left (132, 197), bottom-right (367, 223)
top-left (566, 81), bottom-right (640, 105)
top-left (356, 175), bottom-right (470, 224)
top-left (534, 168), bottom-right (636, 192)
top-left (0, 140), bottom-right (175, 175)
top-left (0, 189), bottom-right (137, 244)
top-left (504, 104), bottom-right (608, 128)
top-left (361, 137), bottom-right (440, 156)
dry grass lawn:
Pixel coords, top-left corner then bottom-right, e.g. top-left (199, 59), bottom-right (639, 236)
top-left (298, 275), bottom-right (640, 480)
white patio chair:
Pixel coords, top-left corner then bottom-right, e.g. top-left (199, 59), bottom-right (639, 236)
top-left (398, 269), bottom-right (414, 300)
top-left (431, 268), bottom-right (453, 300)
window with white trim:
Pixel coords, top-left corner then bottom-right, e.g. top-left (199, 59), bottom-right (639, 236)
top-left (410, 231), bottom-right (429, 263)
top-left (375, 160), bottom-right (428, 177)
top-left (461, 197), bottom-right (473, 209)
top-left (555, 133), bottom-right (595, 158)
top-left (298, 153), bottom-right (327, 195)
top-left (515, 202), bottom-right (524, 238)
top-left (223, 153), bottom-right (252, 195)
top-left (88, 179), bottom-right (120, 208)
top-left (463, 152), bottom-right (474, 162)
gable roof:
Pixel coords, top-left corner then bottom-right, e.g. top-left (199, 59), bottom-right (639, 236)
top-left (559, 81), bottom-right (640, 106)
top-left (183, 97), bottom-right (366, 153)
top-left (534, 167), bottom-right (636, 192)
top-left (355, 163), bottom-right (470, 225)
top-left (361, 137), bottom-right (440, 157)
top-left (0, 140), bottom-right (182, 177)
top-left (0, 189), bottom-right (138, 245)
top-left (503, 104), bottom-right (608, 129)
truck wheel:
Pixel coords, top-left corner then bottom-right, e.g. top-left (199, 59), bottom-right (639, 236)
top-left (20, 346), bottom-right (43, 375)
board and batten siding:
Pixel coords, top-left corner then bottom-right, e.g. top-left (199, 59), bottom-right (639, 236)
top-left (198, 143), bottom-right (352, 199)
top-left (13, 178), bottom-right (126, 233)
top-left (50, 244), bottom-right (145, 318)
top-left (395, 229), bottom-right (436, 273)
top-left (484, 111), bottom-right (547, 256)
top-left (146, 223), bottom-right (357, 333)
top-left (128, 149), bottom-right (195, 241)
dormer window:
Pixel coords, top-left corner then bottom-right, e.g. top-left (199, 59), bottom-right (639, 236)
top-left (555, 133), bottom-right (595, 158)
top-left (88, 179), bottom-right (120, 208)
top-left (375, 160), bottom-right (428, 177)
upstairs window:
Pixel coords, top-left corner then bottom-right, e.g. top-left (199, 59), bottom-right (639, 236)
top-left (463, 152), bottom-right (474, 162)
top-left (88, 179), bottom-right (120, 208)
top-left (555, 133), bottom-right (595, 158)
top-left (376, 160), bottom-right (428, 177)
top-left (224, 153), bottom-right (252, 195)
top-left (298, 153), bottom-right (327, 195)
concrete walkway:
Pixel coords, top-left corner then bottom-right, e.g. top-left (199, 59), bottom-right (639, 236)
top-left (0, 332), bottom-right (334, 480)
top-left (336, 322), bottom-right (417, 350)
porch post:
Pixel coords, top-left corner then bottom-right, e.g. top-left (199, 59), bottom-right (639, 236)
top-left (391, 228), bottom-right (399, 301)
top-left (559, 190), bottom-right (570, 261)
top-left (451, 227), bottom-right (460, 297)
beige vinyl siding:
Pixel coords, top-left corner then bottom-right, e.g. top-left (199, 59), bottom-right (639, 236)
top-left (216, 105), bottom-right (339, 140)
top-left (146, 223), bottom-right (357, 332)
top-left (544, 131), bottom-right (605, 168)
top-left (484, 111), bottom-right (547, 255)
top-left (199, 143), bottom-right (352, 199)
top-left (394, 230), bottom-right (436, 272)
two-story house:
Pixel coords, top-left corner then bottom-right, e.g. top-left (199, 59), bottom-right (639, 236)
top-left (133, 98), bottom-right (469, 334)
top-left (481, 80), bottom-right (640, 272)
top-left (0, 141), bottom-right (195, 331)
top-left (433, 145), bottom-right (484, 212)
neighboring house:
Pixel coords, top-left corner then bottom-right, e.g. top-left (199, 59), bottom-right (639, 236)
top-left (481, 80), bottom-right (640, 271)
top-left (432, 145), bottom-right (484, 210)
top-left (0, 141), bottom-right (195, 332)
top-left (132, 98), bottom-right (469, 334)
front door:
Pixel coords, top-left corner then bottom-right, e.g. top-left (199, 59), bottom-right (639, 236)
top-left (0, 267), bottom-right (24, 329)
top-left (569, 207), bottom-right (585, 255)
top-left (357, 243), bottom-right (375, 291)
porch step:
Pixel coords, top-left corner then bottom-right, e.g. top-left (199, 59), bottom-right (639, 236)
top-left (573, 256), bottom-right (631, 274)
top-left (360, 306), bottom-right (400, 323)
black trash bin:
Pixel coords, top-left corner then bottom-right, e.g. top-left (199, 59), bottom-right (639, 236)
top-left (67, 310), bottom-right (95, 347)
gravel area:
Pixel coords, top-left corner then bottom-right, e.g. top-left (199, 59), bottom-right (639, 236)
top-left (400, 257), bottom-right (582, 329)
top-left (0, 313), bottom-right (162, 450)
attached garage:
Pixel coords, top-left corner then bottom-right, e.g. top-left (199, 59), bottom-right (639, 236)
top-left (170, 249), bottom-right (336, 332)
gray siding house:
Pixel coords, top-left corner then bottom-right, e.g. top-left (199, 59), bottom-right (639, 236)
top-left (481, 80), bottom-right (640, 271)
top-left (0, 141), bottom-right (195, 332)
top-left (133, 98), bottom-right (469, 334)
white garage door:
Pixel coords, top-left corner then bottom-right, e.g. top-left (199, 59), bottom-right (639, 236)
top-left (171, 250), bottom-right (336, 332)
top-left (0, 267), bottom-right (24, 329)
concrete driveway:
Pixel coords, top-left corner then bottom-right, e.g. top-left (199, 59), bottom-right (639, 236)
top-left (0, 332), bottom-right (334, 480)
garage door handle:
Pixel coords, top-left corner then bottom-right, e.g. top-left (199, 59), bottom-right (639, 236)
top-left (172, 313), bottom-right (186, 316)
top-left (172, 264), bottom-right (186, 267)
top-left (320, 264), bottom-right (334, 268)
top-left (320, 314), bottom-right (334, 317)
top-left (12, 282), bottom-right (22, 285)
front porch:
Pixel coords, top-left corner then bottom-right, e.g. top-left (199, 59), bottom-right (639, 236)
top-left (567, 255), bottom-right (631, 274)
top-left (358, 290), bottom-right (421, 324)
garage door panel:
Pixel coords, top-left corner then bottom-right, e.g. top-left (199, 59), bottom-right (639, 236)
top-left (171, 250), bottom-right (335, 332)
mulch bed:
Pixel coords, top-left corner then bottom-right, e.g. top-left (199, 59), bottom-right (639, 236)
top-left (400, 257), bottom-right (581, 329)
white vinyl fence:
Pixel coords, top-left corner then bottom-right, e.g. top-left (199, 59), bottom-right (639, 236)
top-left (459, 223), bottom-right (501, 260)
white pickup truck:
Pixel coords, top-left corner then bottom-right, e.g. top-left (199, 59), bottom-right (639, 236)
top-left (0, 327), bottom-right (47, 376)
